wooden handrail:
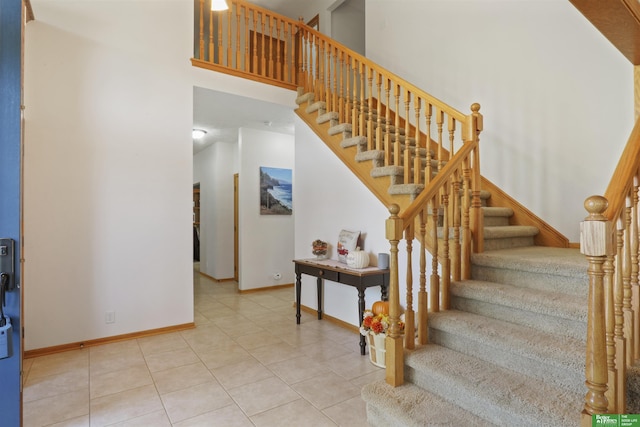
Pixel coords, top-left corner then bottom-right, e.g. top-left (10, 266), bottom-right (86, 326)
top-left (603, 117), bottom-right (640, 221)
top-left (296, 26), bottom-right (467, 124)
top-left (400, 138), bottom-right (477, 224)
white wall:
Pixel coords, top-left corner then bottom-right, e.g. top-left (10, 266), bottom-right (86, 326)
top-left (332, 0), bottom-right (365, 55)
top-left (366, 1), bottom-right (634, 241)
top-left (193, 142), bottom-right (238, 280)
top-left (24, 1), bottom-right (194, 349)
top-left (238, 127), bottom-right (295, 290)
top-left (294, 116), bottom-right (412, 328)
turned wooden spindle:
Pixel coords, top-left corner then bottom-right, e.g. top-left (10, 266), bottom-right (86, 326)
top-left (403, 89), bottom-right (411, 185)
top-left (451, 171), bottom-right (462, 281)
top-left (623, 198), bottom-right (634, 367)
top-left (441, 184), bottom-right (451, 310)
top-left (603, 251), bottom-right (617, 413)
top-left (198, 0), bottom-right (205, 60)
top-left (227, 7), bottom-right (232, 66)
top-left (235, 6), bottom-right (241, 68)
top-left (373, 73), bottom-right (382, 151)
top-left (243, 9), bottom-right (250, 72)
top-left (405, 226), bottom-right (415, 350)
top-left (208, 7), bottom-right (214, 62)
top-left (461, 159), bottom-right (471, 279)
top-left (383, 78), bottom-right (391, 166)
top-left (413, 97), bottom-right (422, 186)
top-left (580, 195), bottom-right (613, 424)
top-left (429, 194), bottom-right (440, 312)
top-left (418, 208), bottom-right (428, 345)
top-left (632, 175), bottom-right (639, 361)
top-left (367, 68), bottom-right (374, 151)
top-left (393, 83), bottom-right (401, 167)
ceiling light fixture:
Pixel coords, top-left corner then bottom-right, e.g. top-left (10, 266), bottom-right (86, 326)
top-left (192, 129), bottom-right (207, 139)
top-left (210, 0), bottom-right (228, 11)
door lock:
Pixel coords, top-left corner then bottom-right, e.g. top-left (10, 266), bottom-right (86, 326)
top-left (0, 238), bottom-right (14, 291)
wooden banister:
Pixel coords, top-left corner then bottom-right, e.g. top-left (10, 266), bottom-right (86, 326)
top-left (581, 116), bottom-right (640, 418)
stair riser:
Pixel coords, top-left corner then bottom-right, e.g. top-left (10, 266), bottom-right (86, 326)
top-left (471, 265), bottom-right (587, 297)
top-left (483, 236), bottom-right (534, 251)
top-left (427, 328), bottom-right (584, 395)
top-left (405, 365), bottom-right (541, 426)
top-left (365, 404), bottom-right (394, 427)
top-left (483, 216), bottom-right (510, 227)
top-left (450, 296), bottom-right (587, 341)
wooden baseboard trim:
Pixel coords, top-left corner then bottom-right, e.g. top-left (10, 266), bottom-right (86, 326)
top-left (568, 242), bottom-right (580, 249)
top-left (199, 272), bottom-right (235, 283)
top-left (298, 304), bottom-right (359, 334)
top-left (239, 283), bottom-right (294, 294)
top-left (24, 322), bottom-right (196, 359)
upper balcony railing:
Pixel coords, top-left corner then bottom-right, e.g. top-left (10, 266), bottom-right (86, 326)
top-left (192, 0), bottom-right (301, 90)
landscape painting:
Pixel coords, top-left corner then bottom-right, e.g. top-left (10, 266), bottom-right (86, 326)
top-left (259, 167), bottom-right (292, 215)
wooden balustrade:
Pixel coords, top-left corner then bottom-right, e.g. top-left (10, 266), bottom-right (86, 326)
top-left (580, 117), bottom-right (640, 421)
top-left (192, 0), bottom-right (300, 90)
top-left (384, 106), bottom-right (483, 386)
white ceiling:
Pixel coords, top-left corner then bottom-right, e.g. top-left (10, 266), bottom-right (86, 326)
top-left (192, 87), bottom-right (295, 154)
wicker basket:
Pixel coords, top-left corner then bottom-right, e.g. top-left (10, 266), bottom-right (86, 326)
top-left (367, 332), bottom-right (386, 368)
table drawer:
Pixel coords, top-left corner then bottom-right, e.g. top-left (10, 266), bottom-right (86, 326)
top-left (297, 264), bottom-right (339, 282)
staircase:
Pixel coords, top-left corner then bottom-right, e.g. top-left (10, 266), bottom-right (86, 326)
top-left (295, 89), bottom-right (597, 425)
top-left (363, 245), bottom-right (589, 426)
top-left (194, 2), bottom-right (640, 421)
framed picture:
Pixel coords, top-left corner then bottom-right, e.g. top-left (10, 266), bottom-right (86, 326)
top-left (260, 167), bottom-right (292, 215)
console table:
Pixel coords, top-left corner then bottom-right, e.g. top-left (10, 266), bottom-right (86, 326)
top-left (293, 258), bottom-right (389, 355)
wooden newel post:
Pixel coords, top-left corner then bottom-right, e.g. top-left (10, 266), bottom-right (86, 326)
top-left (580, 195), bottom-right (614, 425)
top-left (385, 204), bottom-right (404, 387)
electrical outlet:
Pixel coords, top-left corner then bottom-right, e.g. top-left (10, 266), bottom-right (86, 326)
top-left (273, 272), bottom-right (281, 280)
top-left (105, 311), bottom-right (116, 324)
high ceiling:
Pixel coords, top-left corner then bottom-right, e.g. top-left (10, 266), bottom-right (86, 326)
top-left (192, 87), bottom-right (295, 154)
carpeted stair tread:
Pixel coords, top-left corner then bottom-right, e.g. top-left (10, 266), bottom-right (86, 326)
top-left (355, 150), bottom-right (384, 163)
top-left (306, 101), bottom-right (325, 114)
top-left (428, 310), bottom-right (584, 393)
top-left (405, 345), bottom-right (582, 426)
top-left (295, 92), bottom-right (314, 105)
top-left (316, 111), bottom-right (338, 124)
top-left (483, 206), bottom-right (514, 217)
top-left (450, 282), bottom-right (587, 342)
top-left (340, 136), bottom-right (367, 149)
top-left (450, 280), bottom-right (587, 325)
top-left (371, 165), bottom-right (403, 178)
top-left (361, 380), bottom-right (488, 426)
top-left (471, 247), bottom-right (587, 279)
top-left (389, 183), bottom-right (424, 196)
top-left (483, 225), bottom-right (539, 239)
top-left (328, 123), bottom-right (351, 136)
top-left (628, 362), bottom-right (640, 413)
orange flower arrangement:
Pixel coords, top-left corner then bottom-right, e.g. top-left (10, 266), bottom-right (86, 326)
top-left (360, 310), bottom-right (404, 336)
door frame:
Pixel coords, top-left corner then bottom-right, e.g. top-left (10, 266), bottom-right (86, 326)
top-left (234, 173), bottom-right (239, 282)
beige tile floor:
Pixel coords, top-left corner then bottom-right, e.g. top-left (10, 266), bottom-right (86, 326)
top-left (22, 264), bottom-right (384, 426)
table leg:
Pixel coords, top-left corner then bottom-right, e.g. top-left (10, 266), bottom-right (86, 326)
top-left (381, 273), bottom-right (389, 301)
top-left (358, 287), bottom-right (366, 355)
top-left (295, 272), bottom-right (301, 324)
top-left (317, 277), bottom-right (323, 320)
